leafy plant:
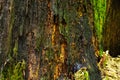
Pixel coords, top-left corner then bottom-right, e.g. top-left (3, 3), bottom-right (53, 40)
top-left (1, 59), bottom-right (26, 80)
top-left (74, 67), bottom-right (89, 80)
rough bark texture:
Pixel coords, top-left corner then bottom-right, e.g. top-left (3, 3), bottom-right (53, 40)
top-left (0, 0), bottom-right (101, 80)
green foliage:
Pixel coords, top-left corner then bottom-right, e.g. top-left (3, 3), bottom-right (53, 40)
top-left (91, 0), bottom-right (107, 56)
top-left (74, 67), bottom-right (90, 80)
top-left (1, 60), bottom-right (26, 80)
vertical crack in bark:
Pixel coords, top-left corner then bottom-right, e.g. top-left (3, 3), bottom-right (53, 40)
top-left (52, 14), bottom-right (68, 79)
top-left (27, 31), bottom-right (39, 80)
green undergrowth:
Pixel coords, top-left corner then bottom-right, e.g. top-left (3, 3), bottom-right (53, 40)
top-left (90, 0), bottom-right (107, 56)
top-left (74, 67), bottom-right (89, 80)
top-left (1, 59), bottom-right (26, 80)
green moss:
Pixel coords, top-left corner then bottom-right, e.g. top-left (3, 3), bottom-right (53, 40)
top-left (91, 0), bottom-right (107, 56)
top-left (1, 1), bottom-right (26, 79)
top-left (13, 39), bottom-right (18, 57)
top-left (12, 60), bottom-right (25, 80)
top-left (7, 0), bottom-right (15, 56)
top-left (2, 60), bottom-right (26, 80)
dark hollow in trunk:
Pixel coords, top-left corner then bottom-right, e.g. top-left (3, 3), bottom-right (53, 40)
top-left (103, 0), bottom-right (120, 57)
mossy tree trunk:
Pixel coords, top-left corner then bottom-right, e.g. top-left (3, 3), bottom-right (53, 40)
top-left (0, 0), bottom-right (101, 80)
top-left (0, 0), bottom-right (49, 79)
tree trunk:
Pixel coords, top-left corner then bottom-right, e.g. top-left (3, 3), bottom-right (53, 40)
top-left (0, 0), bottom-right (101, 80)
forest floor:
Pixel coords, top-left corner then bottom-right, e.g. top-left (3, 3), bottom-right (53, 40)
top-left (99, 52), bottom-right (120, 80)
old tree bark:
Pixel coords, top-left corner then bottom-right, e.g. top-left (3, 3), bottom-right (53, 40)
top-left (1, 0), bottom-right (99, 80)
top-left (1, 0), bottom-right (119, 80)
